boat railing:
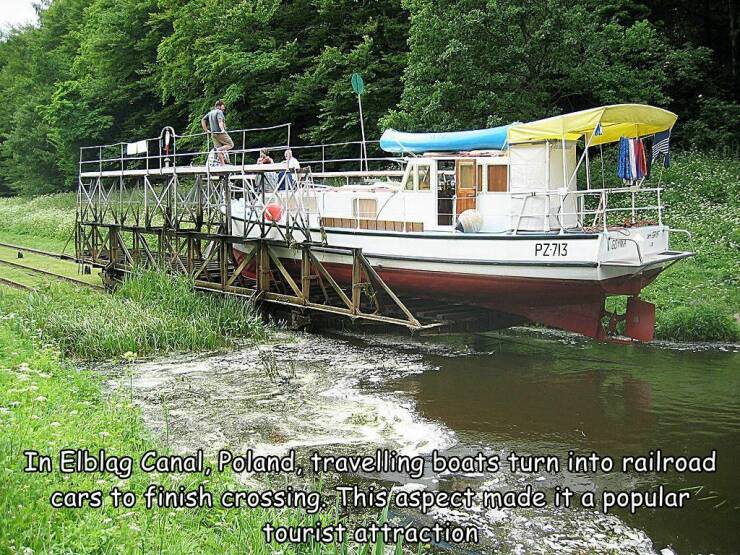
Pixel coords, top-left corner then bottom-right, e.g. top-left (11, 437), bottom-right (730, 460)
top-left (510, 186), bottom-right (664, 234)
top-left (79, 125), bottom-right (404, 176)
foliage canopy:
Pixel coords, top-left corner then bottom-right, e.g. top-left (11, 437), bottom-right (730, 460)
top-left (0, 0), bottom-right (737, 194)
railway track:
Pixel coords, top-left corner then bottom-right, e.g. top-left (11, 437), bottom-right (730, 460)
top-left (0, 241), bottom-right (76, 261)
top-left (0, 243), bottom-right (103, 291)
top-left (0, 275), bottom-right (31, 291)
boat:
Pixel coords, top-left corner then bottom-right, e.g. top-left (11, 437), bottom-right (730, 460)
top-left (224, 104), bottom-right (693, 341)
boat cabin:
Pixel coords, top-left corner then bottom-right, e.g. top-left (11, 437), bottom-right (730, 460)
top-left (315, 139), bottom-right (578, 234)
top-left (312, 104), bottom-right (676, 236)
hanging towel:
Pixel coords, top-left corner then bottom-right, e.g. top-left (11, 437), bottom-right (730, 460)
top-left (634, 138), bottom-right (647, 179)
top-left (618, 137), bottom-right (653, 181)
top-left (640, 139), bottom-right (648, 176)
top-left (617, 137), bottom-right (632, 180)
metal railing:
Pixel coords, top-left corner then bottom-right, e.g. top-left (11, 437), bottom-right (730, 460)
top-left (509, 186), bottom-right (665, 234)
top-left (79, 125), bottom-right (403, 176)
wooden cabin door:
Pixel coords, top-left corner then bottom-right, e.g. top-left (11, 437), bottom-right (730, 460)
top-left (455, 160), bottom-right (477, 214)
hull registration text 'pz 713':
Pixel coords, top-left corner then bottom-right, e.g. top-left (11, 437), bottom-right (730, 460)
top-left (534, 243), bottom-right (568, 257)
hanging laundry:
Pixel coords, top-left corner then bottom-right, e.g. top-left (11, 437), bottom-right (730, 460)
top-left (645, 141), bottom-right (652, 177)
top-left (618, 137), bottom-right (632, 180)
top-left (617, 137), bottom-right (649, 181)
top-left (629, 139), bottom-right (638, 178)
top-left (652, 130), bottom-right (671, 168)
top-left (635, 138), bottom-right (648, 178)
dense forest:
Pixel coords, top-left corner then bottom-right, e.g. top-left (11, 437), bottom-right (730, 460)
top-left (0, 0), bottom-right (737, 195)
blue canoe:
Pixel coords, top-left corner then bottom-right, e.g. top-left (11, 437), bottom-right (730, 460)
top-left (379, 125), bottom-right (510, 153)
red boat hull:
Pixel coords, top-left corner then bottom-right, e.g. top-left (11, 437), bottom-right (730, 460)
top-left (233, 250), bottom-right (660, 340)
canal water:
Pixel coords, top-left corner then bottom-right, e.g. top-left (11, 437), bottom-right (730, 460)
top-left (117, 329), bottom-right (739, 554)
top-left (370, 330), bottom-right (740, 554)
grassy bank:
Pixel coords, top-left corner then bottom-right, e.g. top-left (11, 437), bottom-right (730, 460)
top-left (0, 192), bottom-right (268, 359)
top-left (638, 152), bottom-right (739, 341)
top-left (0, 269), bottom-right (266, 360)
top-left (0, 193), bottom-right (76, 253)
top-left (0, 316), bottom-right (379, 554)
top-left (0, 151), bottom-right (738, 342)
top-left (0, 203), bottom-right (393, 552)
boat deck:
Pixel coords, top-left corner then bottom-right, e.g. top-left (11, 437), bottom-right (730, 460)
top-left (79, 163), bottom-right (405, 180)
top-left (80, 162), bottom-right (287, 179)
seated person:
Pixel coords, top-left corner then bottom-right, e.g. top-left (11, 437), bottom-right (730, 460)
top-left (257, 149), bottom-right (274, 164)
top-left (284, 149), bottom-right (300, 170)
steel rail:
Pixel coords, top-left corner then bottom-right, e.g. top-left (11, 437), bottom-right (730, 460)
top-left (0, 259), bottom-right (103, 290)
top-left (0, 275), bottom-right (31, 291)
top-left (0, 241), bottom-right (75, 261)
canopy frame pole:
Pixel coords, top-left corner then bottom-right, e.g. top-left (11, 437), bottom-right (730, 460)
top-left (561, 124), bottom-right (567, 186)
top-left (565, 124), bottom-right (598, 191)
top-left (585, 140), bottom-right (591, 190)
top-left (559, 125), bottom-right (600, 232)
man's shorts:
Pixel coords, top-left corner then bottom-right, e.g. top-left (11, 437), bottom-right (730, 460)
top-left (212, 132), bottom-right (234, 149)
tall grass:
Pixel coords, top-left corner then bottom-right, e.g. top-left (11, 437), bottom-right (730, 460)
top-left (641, 152), bottom-right (739, 341)
top-left (0, 269), bottom-right (266, 360)
top-left (0, 193), bottom-right (76, 243)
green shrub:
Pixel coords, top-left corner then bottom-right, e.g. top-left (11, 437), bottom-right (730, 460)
top-left (656, 304), bottom-right (739, 342)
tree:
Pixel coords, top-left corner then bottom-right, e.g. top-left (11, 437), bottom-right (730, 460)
top-left (155, 0), bottom-right (408, 148)
top-left (382, 0), bottom-right (707, 132)
top-left (43, 0), bottom-right (175, 185)
top-left (0, 0), bottom-right (735, 195)
top-left (0, 0), bottom-right (88, 193)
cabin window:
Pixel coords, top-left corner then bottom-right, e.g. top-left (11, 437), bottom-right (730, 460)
top-left (487, 165), bottom-right (508, 192)
top-left (414, 164), bottom-right (431, 191)
top-left (353, 198), bottom-right (377, 219)
top-left (404, 173), bottom-right (414, 190)
top-left (456, 160), bottom-right (477, 190)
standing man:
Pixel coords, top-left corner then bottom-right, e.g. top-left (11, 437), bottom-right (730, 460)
top-left (201, 100), bottom-right (233, 165)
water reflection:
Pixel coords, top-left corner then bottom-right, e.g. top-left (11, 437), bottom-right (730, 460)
top-left (378, 330), bottom-right (739, 554)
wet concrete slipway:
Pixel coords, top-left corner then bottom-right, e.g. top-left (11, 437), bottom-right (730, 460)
top-left (104, 328), bottom-right (739, 554)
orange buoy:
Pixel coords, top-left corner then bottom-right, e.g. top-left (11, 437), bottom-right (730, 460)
top-left (264, 203), bottom-right (283, 222)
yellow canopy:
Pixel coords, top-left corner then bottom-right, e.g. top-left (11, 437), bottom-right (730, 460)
top-left (507, 104), bottom-right (677, 146)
